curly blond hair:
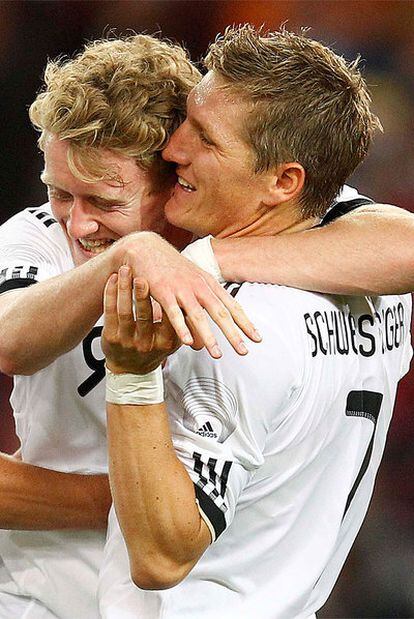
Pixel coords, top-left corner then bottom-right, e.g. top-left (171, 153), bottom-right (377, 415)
top-left (205, 25), bottom-right (381, 218)
top-left (30, 34), bottom-right (201, 182)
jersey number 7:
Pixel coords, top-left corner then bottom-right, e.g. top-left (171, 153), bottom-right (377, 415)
top-left (343, 390), bottom-right (383, 517)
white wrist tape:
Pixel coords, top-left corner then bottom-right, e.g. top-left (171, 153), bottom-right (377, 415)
top-left (181, 235), bottom-right (225, 283)
top-left (106, 366), bottom-right (164, 405)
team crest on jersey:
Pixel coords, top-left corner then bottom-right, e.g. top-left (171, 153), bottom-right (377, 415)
top-left (181, 377), bottom-right (237, 443)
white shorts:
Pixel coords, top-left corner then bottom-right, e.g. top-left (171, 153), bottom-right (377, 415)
top-left (0, 592), bottom-right (59, 619)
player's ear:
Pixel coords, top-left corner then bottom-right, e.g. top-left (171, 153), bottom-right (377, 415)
top-left (262, 162), bottom-right (305, 207)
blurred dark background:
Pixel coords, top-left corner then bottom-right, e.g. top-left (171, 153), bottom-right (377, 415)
top-left (0, 1), bottom-right (413, 617)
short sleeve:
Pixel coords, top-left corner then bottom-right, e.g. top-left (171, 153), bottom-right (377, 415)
top-left (0, 206), bottom-right (71, 294)
top-left (163, 283), bottom-right (305, 541)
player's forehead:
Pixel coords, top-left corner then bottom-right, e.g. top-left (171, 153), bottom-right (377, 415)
top-left (42, 136), bottom-right (150, 194)
top-left (189, 72), bottom-right (240, 116)
top-left (188, 72), bottom-right (250, 147)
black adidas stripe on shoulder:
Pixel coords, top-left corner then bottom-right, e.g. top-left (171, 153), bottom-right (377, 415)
top-left (320, 197), bottom-right (374, 227)
top-left (191, 451), bottom-right (232, 541)
top-left (28, 208), bottom-right (57, 228)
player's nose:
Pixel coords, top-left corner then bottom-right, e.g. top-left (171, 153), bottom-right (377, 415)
top-left (163, 120), bottom-right (192, 166)
top-left (66, 199), bottom-right (99, 238)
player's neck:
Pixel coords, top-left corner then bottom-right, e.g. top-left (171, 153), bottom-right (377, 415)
top-left (217, 201), bottom-right (318, 239)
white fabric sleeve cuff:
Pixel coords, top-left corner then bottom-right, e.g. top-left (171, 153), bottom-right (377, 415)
top-left (181, 235), bottom-right (225, 284)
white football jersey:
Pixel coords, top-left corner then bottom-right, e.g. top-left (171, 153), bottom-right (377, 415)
top-left (100, 287), bottom-right (412, 617)
top-left (0, 204), bottom-right (107, 619)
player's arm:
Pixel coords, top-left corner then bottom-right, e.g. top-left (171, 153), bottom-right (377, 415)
top-left (0, 452), bottom-right (111, 529)
top-left (106, 200), bottom-right (413, 356)
top-left (212, 203), bottom-right (414, 295)
top-left (107, 401), bottom-right (210, 589)
top-left (0, 249), bottom-right (120, 375)
top-left (0, 231), bottom-right (258, 376)
top-left (103, 268), bottom-right (211, 590)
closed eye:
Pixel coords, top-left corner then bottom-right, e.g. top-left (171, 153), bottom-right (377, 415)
top-left (88, 198), bottom-right (125, 211)
top-left (48, 188), bottom-right (72, 202)
top-left (200, 132), bottom-right (214, 147)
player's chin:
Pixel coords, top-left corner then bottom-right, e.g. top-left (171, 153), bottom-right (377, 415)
top-left (164, 202), bottom-right (182, 228)
top-left (164, 197), bottom-right (195, 231)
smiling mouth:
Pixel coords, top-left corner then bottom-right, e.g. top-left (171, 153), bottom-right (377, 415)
top-left (78, 238), bottom-right (115, 254)
top-left (177, 176), bottom-right (196, 192)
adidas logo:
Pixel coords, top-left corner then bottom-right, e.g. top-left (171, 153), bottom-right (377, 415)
top-left (196, 421), bottom-right (218, 439)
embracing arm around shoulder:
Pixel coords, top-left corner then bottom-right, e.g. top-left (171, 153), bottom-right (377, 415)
top-left (212, 204), bottom-right (414, 295)
top-left (0, 452), bottom-right (111, 530)
top-left (0, 228), bottom-right (258, 376)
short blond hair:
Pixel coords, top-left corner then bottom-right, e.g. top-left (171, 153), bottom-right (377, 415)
top-left (205, 25), bottom-right (381, 218)
top-left (30, 34), bottom-right (201, 182)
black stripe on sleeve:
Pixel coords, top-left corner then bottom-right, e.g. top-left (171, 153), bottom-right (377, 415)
top-left (220, 461), bottom-right (232, 498)
top-left (207, 457), bottom-right (217, 484)
top-left (194, 483), bottom-right (227, 540)
top-left (320, 198), bottom-right (374, 227)
top-left (28, 209), bottom-right (58, 228)
top-left (0, 278), bottom-right (37, 294)
top-left (193, 452), bottom-right (206, 482)
top-left (42, 218), bottom-right (57, 228)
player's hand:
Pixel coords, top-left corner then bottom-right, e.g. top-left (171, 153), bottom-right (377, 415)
top-left (102, 266), bottom-right (180, 375)
top-left (112, 232), bottom-right (261, 359)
